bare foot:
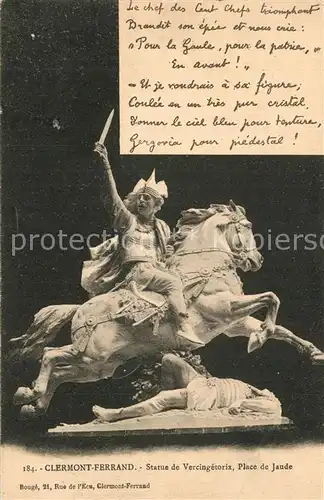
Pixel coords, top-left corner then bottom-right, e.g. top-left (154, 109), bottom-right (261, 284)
top-left (92, 405), bottom-right (119, 422)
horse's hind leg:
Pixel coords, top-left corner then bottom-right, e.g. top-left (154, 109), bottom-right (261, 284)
top-left (226, 316), bottom-right (324, 360)
top-left (20, 364), bottom-right (101, 419)
top-left (13, 345), bottom-right (78, 406)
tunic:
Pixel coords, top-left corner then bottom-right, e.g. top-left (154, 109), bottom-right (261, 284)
top-left (187, 376), bottom-right (253, 411)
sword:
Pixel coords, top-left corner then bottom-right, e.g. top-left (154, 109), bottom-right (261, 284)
top-left (98, 109), bottom-right (115, 145)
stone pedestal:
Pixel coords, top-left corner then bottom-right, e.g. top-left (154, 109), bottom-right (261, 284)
top-left (48, 410), bottom-right (293, 438)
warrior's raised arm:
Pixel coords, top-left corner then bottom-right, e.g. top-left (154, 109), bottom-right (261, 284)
top-left (94, 142), bottom-right (133, 232)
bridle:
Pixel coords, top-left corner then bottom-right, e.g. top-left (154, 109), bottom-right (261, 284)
top-left (175, 214), bottom-right (257, 264)
top-left (231, 215), bottom-right (257, 260)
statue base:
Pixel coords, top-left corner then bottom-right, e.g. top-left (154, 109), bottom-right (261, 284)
top-left (48, 410), bottom-right (293, 438)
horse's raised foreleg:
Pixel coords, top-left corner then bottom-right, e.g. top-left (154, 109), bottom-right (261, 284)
top-left (200, 291), bottom-right (280, 336)
top-left (230, 292), bottom-right (280, 336)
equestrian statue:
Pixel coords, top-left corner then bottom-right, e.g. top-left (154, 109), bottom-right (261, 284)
top-left (10, 124), bottom-right (324, 419)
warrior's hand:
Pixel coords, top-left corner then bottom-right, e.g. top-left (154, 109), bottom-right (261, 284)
top-left (94, 142), bottom-right (110, 166)
top-left (165, 244), bottom-right (175, 258)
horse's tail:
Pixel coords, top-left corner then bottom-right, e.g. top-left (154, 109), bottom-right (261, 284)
top-left (8, 304), bottom-right (79, 362)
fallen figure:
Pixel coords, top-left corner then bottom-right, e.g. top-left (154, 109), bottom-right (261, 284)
top-left (92, 354), bottom-right (282, 423)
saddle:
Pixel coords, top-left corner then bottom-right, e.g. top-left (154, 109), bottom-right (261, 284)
top-left (112, 272), bottom-right (209, 332)
top-left (116, 286), bottom-right (169, 334)
top-left (73, 274), bottom-right (209, 353)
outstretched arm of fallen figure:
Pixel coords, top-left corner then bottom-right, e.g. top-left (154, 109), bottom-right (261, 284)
top-left (228, 390), bottom-right (282, 417)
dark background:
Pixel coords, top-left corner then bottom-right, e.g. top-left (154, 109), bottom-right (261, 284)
top-left (2, 0), bottom-right (323, 440)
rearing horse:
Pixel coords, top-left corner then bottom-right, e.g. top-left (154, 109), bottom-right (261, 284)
top-left (12, 202), bottom-right (323, 418)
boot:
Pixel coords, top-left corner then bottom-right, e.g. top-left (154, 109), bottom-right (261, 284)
top-left (176, 315), bottom-right (204, 346)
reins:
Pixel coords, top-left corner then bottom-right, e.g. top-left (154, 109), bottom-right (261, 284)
top-left (173, 216), bottom-right (257, 263)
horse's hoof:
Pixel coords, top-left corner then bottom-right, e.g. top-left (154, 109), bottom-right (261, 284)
top-left (13, 387), bottom-right (36, 406)
top-left (20, 404), bottom-right (40, 419)
top-left (310, 352), bottom-right (324, 365)
top-left (247, 331), bottom-right (266, 353)
top-left (260, 321), bottom-right (274, 337)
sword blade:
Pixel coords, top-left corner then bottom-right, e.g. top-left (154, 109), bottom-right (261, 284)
top-left (98, 109), bottom-right (115, 144)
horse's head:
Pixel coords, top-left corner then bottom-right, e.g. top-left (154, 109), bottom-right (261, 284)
top-left (170, 201), bottom-right (263, 273)
top-left (223, 200), bottom-right (263, 272)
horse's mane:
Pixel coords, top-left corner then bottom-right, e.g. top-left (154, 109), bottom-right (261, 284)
top-left (170, 204), bottom-right (232, 250)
